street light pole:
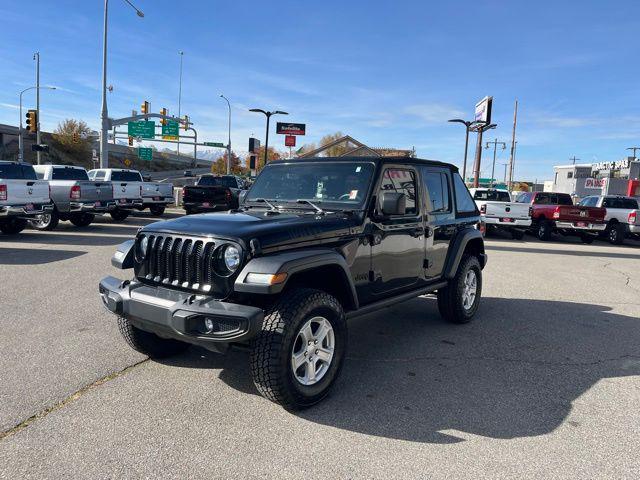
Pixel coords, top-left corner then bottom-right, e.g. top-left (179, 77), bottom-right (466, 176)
top-left (220, 95), bottom-right (231, 174)
top-left (19, 85), bottom-right (56, 162)
top-left (448, 119), bottom-right (481, 182)
top-left (177, 50), bottom-right (184, 159)
top-left (100, 0), bottom-right (144, 169)
top-left (249, 109), bottom-right (288, 166)
top-left (34, 52), bottom-right (41, 164)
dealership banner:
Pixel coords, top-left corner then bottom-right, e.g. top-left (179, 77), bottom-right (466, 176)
top-left (276, 122), bottom-right (306, 136)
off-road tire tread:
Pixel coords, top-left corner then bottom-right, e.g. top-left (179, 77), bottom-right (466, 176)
top-left (117, 316), bottom-right (188, 358)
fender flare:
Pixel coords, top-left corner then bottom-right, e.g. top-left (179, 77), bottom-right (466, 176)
top-left (234, 248), bottom-right (358, 309)
top-left (443, 228), bottom-right (486, 279)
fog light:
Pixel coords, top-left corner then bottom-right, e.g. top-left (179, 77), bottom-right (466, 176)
top-left (204, 317), bottom-right (215, 333)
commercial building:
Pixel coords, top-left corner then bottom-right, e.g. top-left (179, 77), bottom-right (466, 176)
top-left (551, 158), bottom-right (640, 199)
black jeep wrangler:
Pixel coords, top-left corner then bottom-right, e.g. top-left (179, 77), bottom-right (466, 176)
top-left (99, 157), bottom-right (486, 409)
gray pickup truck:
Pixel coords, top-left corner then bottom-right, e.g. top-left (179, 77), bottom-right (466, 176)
top-left (31, 165), bottom-right (115, 230)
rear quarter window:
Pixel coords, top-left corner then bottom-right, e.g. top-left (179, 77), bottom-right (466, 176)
top-left (452, 173), bottom-right (477, 214)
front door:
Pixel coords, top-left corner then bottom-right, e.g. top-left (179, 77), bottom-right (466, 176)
top-left (369, 166), bottom-right (425, 298)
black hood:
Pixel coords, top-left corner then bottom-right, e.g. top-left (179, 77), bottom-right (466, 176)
top-left (141, 209), bottom-right (362, 249)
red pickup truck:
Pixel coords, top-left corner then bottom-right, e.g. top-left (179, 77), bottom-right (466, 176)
top-left (515, 191), bottom-right (606, 243)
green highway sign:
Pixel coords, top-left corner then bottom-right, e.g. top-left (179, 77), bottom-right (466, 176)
top-left (204, 142), bottom-right (225, 147)
top-left (138, 147), bottom-right (153, 161)
top-left (162, 120), bottom-right (180, 140)
top-left (128, 120), bottom-right (155, 139)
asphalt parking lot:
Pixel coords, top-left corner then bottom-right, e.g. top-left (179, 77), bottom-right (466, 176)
top-left (1, 212), bottom-right (639, 479)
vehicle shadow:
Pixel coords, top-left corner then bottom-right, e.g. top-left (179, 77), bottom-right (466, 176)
top-left (0, 247), bottom-right (86, 264)
top-left (486, 244), bottom-right (640, 260)
top-left (160, 296), bottom-right (640, 444)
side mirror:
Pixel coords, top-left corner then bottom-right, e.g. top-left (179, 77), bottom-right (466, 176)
top-left (239, 190), bottom-right (248, 205)
top-left (380, 192), bottom-right (406, 216)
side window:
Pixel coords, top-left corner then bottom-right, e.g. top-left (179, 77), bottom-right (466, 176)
top-left (94, 170), bottom-right (106, 181)
top-left (423, 170), bottom-right (450, 213)
top-left (567, 171), bottom-right (573, 179)
top-left (452, 173), bottom-right (476, 213)
top-left (378, 168), bottom-right (417, 215)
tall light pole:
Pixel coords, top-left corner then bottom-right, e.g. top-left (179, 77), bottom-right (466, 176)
top-left (19, 85), bottom-right (56, 162)
top-left (249, 109), bottom-right (288, 166)
top-left (448, 119), bottom-right (481, 183)
top-left (220, 94), bottom-right (231, 174)
top-left (177, 50), bottom-right (184, 158)
top-left (485, 138), bottom-right (506, 187)
top-left (100, 0), bottom-right (144, 168)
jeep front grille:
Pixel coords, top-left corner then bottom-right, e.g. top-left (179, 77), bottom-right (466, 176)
top-left (140, 235), bottom-right (220, 292)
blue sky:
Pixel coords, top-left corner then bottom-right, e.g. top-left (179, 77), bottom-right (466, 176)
top-left (1, 0), bottom-right (639, 180)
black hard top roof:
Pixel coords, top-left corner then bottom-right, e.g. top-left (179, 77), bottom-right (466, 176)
top-left (272, 156), bottom-right (459, 172)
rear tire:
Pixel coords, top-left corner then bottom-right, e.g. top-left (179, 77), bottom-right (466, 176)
top-left (110, 209), bottom-right (129, 221)
top-left (250, 288), bottom-right (347, 410)
top-left (29, 210), bottom-right (59, 231)
top-left (69, 213), bottom-right (95, 227)
top-left (437, 254), bottom-right (482, 324)
top-left (117, 317), bottom-right (188, 358)
top-left (0, 218), bottom-right (27, 235)
top-left (607, 223), bottom-right (625, 245)
top-left (149, 205), bottom-right (165, 216)
top-left (536, 220), bottom-right (552, 241)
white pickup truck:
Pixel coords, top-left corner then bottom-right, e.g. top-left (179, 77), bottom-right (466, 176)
top-left (578, 195), bottom-right (640, 244)
top-left (469, 188), bottom-right (531, 239)
top-left (88, 168), bottom-right (143, 221)
top-left (0, 161), bottom-right (53, 234)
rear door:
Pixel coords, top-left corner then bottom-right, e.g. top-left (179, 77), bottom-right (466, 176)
top-left (369, 165), bottom-right (425, 297)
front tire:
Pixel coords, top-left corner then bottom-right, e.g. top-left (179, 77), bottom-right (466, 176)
top-left (110, 209), bottom-right (129, 221)
top-left (0, 218), bottom-right (27, 235)
top-left (117, 317), bottom-right (188, 358)
top-left (437, 254), bottom-right (482, 324)
top-left (29, 210), bottom-right (59, 231)
top-left (250, 288), bottom-right (347, 410)
top-left (69, 213), bottom-right (95, 227)
top-left (149, 205), bottom-right (165, 216)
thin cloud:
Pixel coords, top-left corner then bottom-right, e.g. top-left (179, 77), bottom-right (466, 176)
top-left (404, 103), bottom-right (465, 125)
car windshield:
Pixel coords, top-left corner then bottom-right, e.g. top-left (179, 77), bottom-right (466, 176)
top-left (473, 189), bottom-right (511, 201)
top-left (246, 161), bottom-right (375, 208)
top-left (198, 176), bottom-right (237, 188)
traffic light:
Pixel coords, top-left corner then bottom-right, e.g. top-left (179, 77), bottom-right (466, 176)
top-left (141, 101), bottom-right (149, 115)
top-left (160, 107), bottom-right (167, 125)
top-left (25, 110), bottom-right (37, 133)
top-left (128, 136), bottom-right (134, 146)
top-left (183, 115), bottom-right (189, 131)
top-left (249, 155), bottom-right (256, 170)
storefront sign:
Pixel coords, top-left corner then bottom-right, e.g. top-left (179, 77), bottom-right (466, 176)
top-left (584, 178), bottom-right (606, 189)
top-left (592, 159), bottom-right (630, 171)
top-left (276, 122), bottom-right (306, 135)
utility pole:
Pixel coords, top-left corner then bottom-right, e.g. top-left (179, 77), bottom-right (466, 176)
top-left (34, 52), bottom-right (41, 164)
top-left (485, 138), bottom-right (506, 186)
top-left (507, 99), bottom-right (518, 189)
top-left (570, 156), bottom-right (580, 165)
top-left (626, 147), bottom-right (640, 160)
top-left (220, 95), bottom-right (232, 174)
top-left (177, 50), bottom-right (183, 159)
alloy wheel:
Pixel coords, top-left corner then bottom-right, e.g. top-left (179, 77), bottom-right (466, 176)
top-left (462, 270), bottom-right (478, 311)
top-left (291, 316), bottom-right (335, 386)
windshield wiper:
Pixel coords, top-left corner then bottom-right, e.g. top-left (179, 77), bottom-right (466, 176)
top-left (249, 198), bottom-right (279, 211)
top-left (296, 199), bottom-right (325, 214)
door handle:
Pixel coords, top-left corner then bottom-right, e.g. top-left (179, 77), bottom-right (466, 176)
top-left (410, 227), bottom-right (425, 237)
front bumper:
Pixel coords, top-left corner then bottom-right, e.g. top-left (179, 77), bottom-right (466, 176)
top-left (0, 202), bottom-right (54, 218)
top-left (99, 276), bottom-right (264, 347)
top-left (70, 200), bottom-right (117, 213)
top-left (484, 217), bottom-right (531, 228)
top-left (556, 221), bottom-right (606, 232)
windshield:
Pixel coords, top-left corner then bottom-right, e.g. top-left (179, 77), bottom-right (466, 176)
top-left (198, 176), bottom-right (238, 188)
top-left (111, 171), bottom-right (142, 182)
top-left (52, 168), bottom-right (89, 181)
top-left (473, 189), bottom-right (511, 201)
top-left (246, 162), bottom-right (375, 208)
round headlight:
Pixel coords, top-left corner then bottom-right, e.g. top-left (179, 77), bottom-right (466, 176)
top-left (223, 245), bottom-right (241, 272)
top-left (136, 235), bottom-right (148, 261)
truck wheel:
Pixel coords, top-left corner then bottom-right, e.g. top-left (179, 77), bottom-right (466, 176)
top-left (607, 223), bottom-right (625, 245)
top-left (149, 205), bottom-right (165, 216)
top-left (537, 220), bottom-right (552, 241)
top-left (437, 254), bottom-right (482, 324)
top-left (69, 213), bottom-right (95, 227)
top-left (511, 229), bottom-right (525, 240)
top-left (110, 209), bottom-right (129, 221)
top-left (29, 211), bottom-right (59, 231)
top-left (0, 218), bottom-right (27, 235)
top-left (117, 316), bottom-right (188, 358)
top-left (250, 288), bottom-right (347, 410)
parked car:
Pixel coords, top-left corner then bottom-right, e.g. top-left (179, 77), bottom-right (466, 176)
top-left (578, 195), bottom-right (640, 244)
top-left (29, 164), bottom-right (115, 230)
top-left (182, 175), bottom-right (245, 214)
top-left (469, 188), bottom-right (530, 239)
top-left (99, 156), bottom-right (487, 409)
top-left (88, 168), bottom-right (143, 221)
top-left (515, 191), bottom-right (606, 243)
top-left (0, 161), bottom-right (53, 234)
